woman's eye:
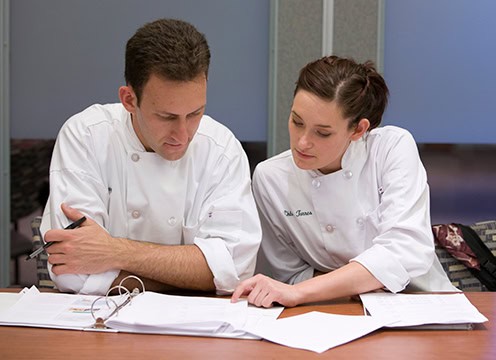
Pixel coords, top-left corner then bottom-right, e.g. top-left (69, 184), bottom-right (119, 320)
top-left (292, 119), bottom-right (303, 127)
top-left (317, 131), bottom-right (331, 137)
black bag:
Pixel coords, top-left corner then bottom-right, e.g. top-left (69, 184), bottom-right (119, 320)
top-left (456, 223), bottom-right (496, 291)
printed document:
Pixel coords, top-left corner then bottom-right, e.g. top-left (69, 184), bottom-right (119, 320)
top-left (359, 292), bottom-right (488, 329)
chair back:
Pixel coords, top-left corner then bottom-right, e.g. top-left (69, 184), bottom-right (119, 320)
top-left (434, 220), bottom-right (496, 291)
top-left (30, 216), bottom-right (56, 289)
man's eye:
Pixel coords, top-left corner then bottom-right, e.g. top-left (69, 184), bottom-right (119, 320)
top-left (187, 111), bottom-right (202, 118)
top-left (159, 115), bottom-right (176, 121)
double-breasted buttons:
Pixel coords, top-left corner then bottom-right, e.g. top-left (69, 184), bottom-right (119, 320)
top-left (312, 179), bottom-right (321, 188)
top-left (325, 224), bottom-right (335, 233)
top-left (343, 170), bottom-right (353, 179)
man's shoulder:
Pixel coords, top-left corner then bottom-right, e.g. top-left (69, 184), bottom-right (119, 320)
top-left (64, 103), bottom-right (125, 130)
top-left (196, 115), bottom-right (235, 139)
top-left (194, 115), bottom-right (242, 154)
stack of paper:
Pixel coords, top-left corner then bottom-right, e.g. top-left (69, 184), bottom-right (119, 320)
top-left (104, 291), bottom-right (284, 338)
top-left (359, 292), bottom-right (488, 329)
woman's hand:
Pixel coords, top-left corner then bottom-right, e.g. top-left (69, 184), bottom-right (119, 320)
top-left (231, 274), bottom-right (301, 308)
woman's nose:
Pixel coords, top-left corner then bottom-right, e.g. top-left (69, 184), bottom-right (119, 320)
top-left (298, 133), bottom-right (312, 149)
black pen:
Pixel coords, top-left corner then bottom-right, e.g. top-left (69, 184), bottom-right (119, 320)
top-left (25, 216), bottom-right (87, 261)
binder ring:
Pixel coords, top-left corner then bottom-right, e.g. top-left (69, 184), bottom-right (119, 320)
top-left (117, 275), bottom-right (145, 296)
top-left (90, 275), bottom-right (146, 328)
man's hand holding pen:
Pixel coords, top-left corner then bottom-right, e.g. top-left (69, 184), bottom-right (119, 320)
top-left (44, 203), bottom-right (121, 275)
top-left (25, 215), bottom-right (86, 260)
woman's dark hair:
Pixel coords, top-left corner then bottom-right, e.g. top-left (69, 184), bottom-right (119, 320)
top-left (294, 56), bottom-right (389, 130)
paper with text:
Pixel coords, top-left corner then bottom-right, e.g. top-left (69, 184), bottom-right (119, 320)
top-left (0, 286), bottom-right (101, 330)
top-left (105, 291), bottom-right (247, 334)
top-left (359, 293), bottom-right (488, 328)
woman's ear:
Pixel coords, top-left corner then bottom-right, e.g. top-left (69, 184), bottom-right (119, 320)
top-left (351, 118), bottom-right (370, 141)
top-left (119, 86), bottom-right (137, 113)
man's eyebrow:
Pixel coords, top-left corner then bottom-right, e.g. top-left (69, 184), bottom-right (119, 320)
top-left (291, 110), bottom-right (333, 128)
top-left (157, 105), bottom-right (206, 117)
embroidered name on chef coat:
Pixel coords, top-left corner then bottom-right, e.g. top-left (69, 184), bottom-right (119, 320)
top-left (284, 209), bottom-right (313, 217)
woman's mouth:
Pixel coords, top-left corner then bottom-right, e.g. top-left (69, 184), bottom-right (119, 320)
top-left (295, 148), bottom-right (314, 159)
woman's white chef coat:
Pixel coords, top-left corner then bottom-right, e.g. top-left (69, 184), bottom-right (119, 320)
top-left (254, 126), bottom-right (457, 293)
top-left (41, 103), bottom-right (261, 295)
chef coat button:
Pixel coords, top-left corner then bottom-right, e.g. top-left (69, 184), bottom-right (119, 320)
top-left (343, 170), bottom-right (353, 179)
top-left (131, 153), bottom-right (140, 162)
top-left (325, 224), bottom-right (334, 233)
top-left (312, 179), bottom-right (321, 188)
top-left (132, 210), bottom-right (141, 219)
top-left (168, 217), bottom-right (177, 226)
top-left (356, 218), bottom-right (364, 227)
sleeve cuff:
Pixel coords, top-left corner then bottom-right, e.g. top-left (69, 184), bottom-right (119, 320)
top-left (351, 245), bottom-right (410, 293)
top-left (79, 270), bottom-right (120, 295)
top-left (49, 264), bottom-right (119, 295)
top-left (194, 237), bottom-right (239, 295)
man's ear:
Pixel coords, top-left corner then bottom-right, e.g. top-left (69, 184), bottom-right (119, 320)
top-left (351, 118), bottom-right (370, 141)
top-left (119, 86), bottom-right (137, 113)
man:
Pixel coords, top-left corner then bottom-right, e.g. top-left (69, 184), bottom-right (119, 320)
top-left (41, 18), bottom-right (261, 295)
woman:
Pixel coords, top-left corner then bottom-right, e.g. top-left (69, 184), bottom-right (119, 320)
top-left (232, 56), bottom-right (457, 308)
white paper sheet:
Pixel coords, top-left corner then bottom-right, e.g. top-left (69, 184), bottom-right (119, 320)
top-left (359, 293), bottom-right (488, 328)
top-left (0, 286), bottom-right (101, 329)
top-left (105, 292), bottom-right (247, 334)
top-left (0, 290), bottom-right (28, 315)
top-left (243, 311), bottom-right (391, 353)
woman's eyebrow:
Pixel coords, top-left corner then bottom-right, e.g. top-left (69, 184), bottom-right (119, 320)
top-left (292, 110), bottom-right (333, 128)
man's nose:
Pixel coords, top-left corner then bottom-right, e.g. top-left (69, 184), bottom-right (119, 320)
top-left (172, 119), bottom-right (189, 142)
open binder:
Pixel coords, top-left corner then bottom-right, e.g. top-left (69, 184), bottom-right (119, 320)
top-left (0, 275), bottom-right (283, 339)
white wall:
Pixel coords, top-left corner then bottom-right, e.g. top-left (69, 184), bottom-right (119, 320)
top-left (383, 0), bottom-right (496, 144)
top-left (10, 0), bottom-right (269, 142)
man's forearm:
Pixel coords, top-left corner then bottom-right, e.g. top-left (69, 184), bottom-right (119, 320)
top-left (112, 238), bottom-right (215, 292)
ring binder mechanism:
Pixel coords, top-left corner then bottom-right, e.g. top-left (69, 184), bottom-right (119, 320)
top-left (90, 275), bottom-right (145, 329)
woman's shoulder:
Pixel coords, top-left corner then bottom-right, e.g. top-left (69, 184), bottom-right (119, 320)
top-left (369, 125), bottom-right (413, 139)
top-left (255, 149), bottom-right (294, 175)
top-left (367, 125), bottom-right (417, 148)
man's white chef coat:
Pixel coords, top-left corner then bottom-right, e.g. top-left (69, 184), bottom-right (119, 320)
top-left (41, 103), bottom-right (261, 295)
top-left (254, 126), bottom-right (457, 293)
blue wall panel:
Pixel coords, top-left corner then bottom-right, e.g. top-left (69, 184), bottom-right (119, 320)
top-left (10, 0), bottom-right (269, 141)
top-left (383, 0), bottom-right (496, 144)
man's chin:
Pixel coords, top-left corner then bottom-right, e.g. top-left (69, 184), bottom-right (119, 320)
top-left (160, 148), bottom-right (188, 161)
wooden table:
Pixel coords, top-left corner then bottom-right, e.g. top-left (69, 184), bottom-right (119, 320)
top-left (0, 291), bottom-right (494, 359)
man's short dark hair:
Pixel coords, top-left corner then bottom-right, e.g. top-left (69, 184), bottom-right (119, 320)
top-left (125, 18), bottom-right (211, 104)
